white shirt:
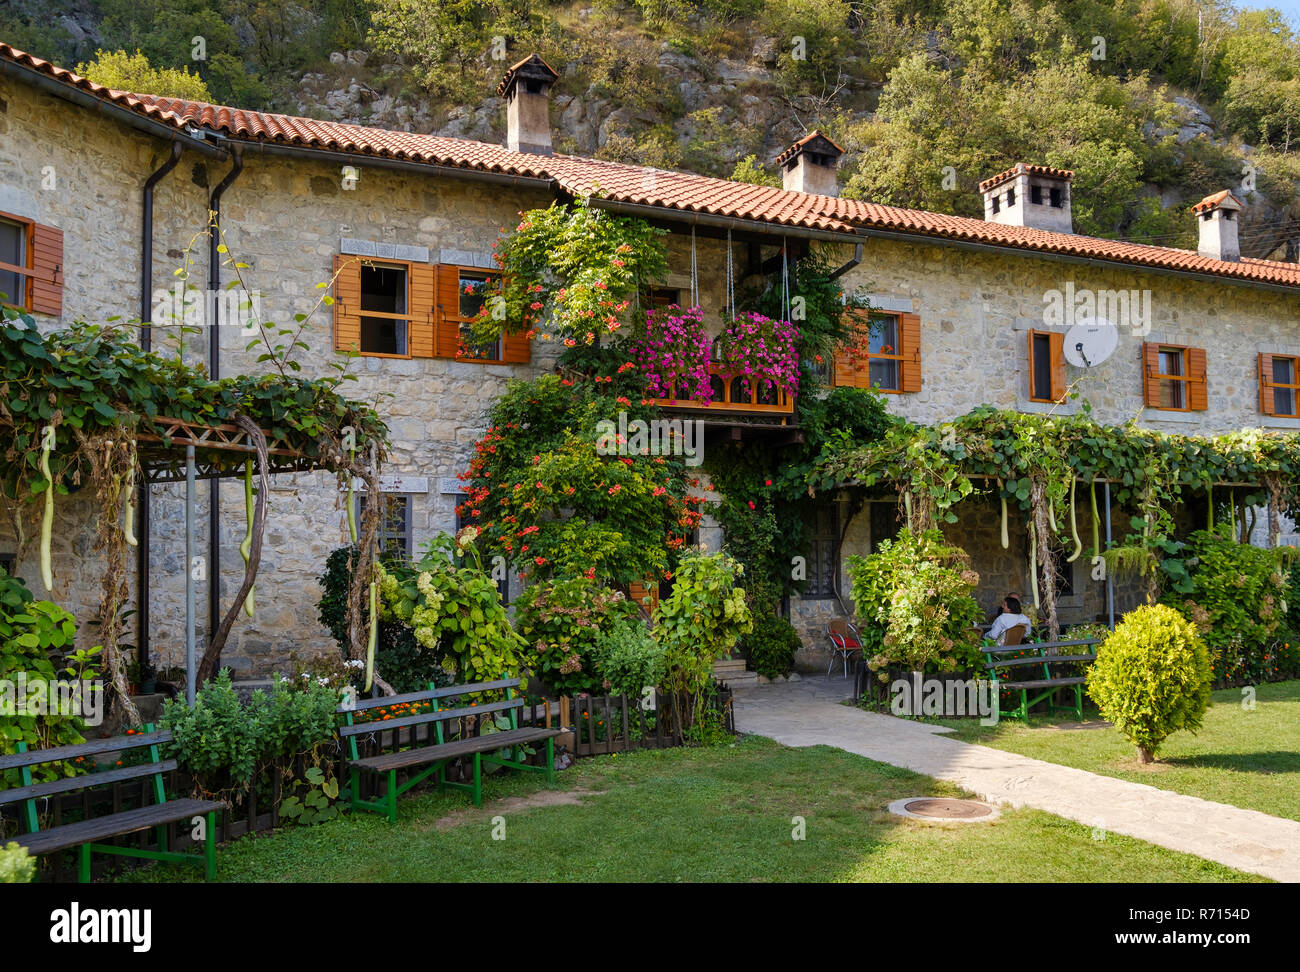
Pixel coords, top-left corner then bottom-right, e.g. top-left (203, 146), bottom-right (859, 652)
top-left (988, 612), bottom-right (1032, 645)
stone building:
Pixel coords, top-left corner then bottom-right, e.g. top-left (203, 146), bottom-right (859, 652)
top-left (2, 44), bottom-right (1298, 675)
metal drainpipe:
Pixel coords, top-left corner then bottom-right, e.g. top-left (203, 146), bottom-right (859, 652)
top-left (207, 149), bottom-right (244, 646)
top-left (137, 141), bottom-right (184, 675)
top-left (1104, 481), bottom-right (1114, 629)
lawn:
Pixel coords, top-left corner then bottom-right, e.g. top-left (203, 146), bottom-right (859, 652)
top-left (929, 680), bottom-right (1300, 822)
top-left (125, 735), bottom-right (1261, 883)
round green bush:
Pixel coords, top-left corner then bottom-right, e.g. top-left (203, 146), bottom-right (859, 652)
top-left (1085, 604), bottom-right (1212, 762)
top-left (742, 616), bottom-right (802, 680)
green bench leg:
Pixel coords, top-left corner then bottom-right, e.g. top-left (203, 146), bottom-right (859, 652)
top-left (545, 737), bottom-right (555, 785)
top-left (387, 770), bottom-right (398, 824)
top-left (78, 843), bottom-right (91, 883)
top-left (472, 752), bottom-right (483, 807)
top-left (205, 811), bottom-right (217, 881)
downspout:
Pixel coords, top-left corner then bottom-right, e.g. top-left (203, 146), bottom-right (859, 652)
top-left (137, 140), bottom-right (184, 674)
top-left (827, 243), bottom-right (863, 281)
top-left (207, 148), bottom-right (244, 645)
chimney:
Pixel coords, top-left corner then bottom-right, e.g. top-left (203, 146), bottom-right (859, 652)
top-left (497, 53), bottom-right (559, 156)
top-left (979, 163), bottom-right (1074, 234)
top-left (776, 131), bottom-right (843, 197)
top-left (1194, 190), bottom-right (1242, 262)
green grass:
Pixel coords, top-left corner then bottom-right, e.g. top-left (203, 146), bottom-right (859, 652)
top-left (124, 735), bottom-right (1261, 883)
top-left (929, 680), bottom-right (1300, 822)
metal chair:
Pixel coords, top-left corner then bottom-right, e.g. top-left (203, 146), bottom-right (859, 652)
top-left (827, 618), bottom-right (862, 678)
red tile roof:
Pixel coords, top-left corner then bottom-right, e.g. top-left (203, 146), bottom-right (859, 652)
top-left (774, 130), bottom-right (844, 166)
top-left (978, 163), bottom-right (1075, 193)
top-left (1193, 189), bottom-right (1242, 213)
top-left (5, 41), bottom-right (1300, 290)
top-left (495, 53), bottom-right (559, 97)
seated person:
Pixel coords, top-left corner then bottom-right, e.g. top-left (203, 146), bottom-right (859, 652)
top-left (988, 590), bottom-right (1020, 625)
top-left (987, 595), bottom-right (1032, 645)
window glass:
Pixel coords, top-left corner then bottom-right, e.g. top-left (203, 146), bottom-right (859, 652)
top-left (804, 504), bottom-right (839, 598)
top-left (0, 219), bottom-right (25, 307)
top-left (359, 264), bottom-right (408, 355)
top-left (1274, 357), bottom-right (1297, 417)
top-left (866, 315), bottom-right (899, 391)
top-left (869, 501), bottom-right (900, 552)
top-left (1031, 333), bottom-right (1053, 400)
top-left (1158, 348), bottom-right (1185, 409)
top-left (458, 270), bottom-right (501, 360)
top-left (359, 493), bottom-right (411, 562)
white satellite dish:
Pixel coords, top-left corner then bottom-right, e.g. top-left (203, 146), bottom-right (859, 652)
top-left (1063, 321), bottom-right (1119, 368)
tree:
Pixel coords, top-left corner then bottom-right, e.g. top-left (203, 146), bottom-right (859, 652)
top-left (75, 49), bottom-right (212, 101)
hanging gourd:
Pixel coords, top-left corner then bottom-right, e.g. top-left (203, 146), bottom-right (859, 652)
top-left (240, 459), bottom-right (255, 618)
top-left (1067, 476), bottom-right (1083, 562)
top-left (1090, 479), bottom-right (1100, 560)
top-left (998, 478), bottom-right (1009, 549)
top-left (123, 463), bottom-right (138, 548)
top-left (39, 425), bottom-right (55, 592)
top-left (1029, 522), bottom-right (1040, 609)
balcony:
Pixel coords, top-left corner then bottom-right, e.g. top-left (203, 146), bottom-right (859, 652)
top-left (648, 362), bottom-right (796, 425)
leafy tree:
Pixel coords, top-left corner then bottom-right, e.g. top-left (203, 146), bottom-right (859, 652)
top-left (730, 154), bottom-right (781, 186)
top-left (76, 49), bottom-right (213, 101)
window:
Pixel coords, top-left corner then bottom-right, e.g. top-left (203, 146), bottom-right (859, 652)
top-left (1006, 187), bottom-right (1015, 207)
top-left (358, 263), bottom-right (409, 356)
top-left (1143, 343), bottom-right (1207, 412)
top-left (455, 269), bottom-right (502, 360)
top-left (1260, 353), bottom-right (1300, 418)
top-left (1047, 547), bottom-right (1075, 597)
top-left (834, 310), bottom-right (921, 394)
top-left (1027, 329), bottom-right (1066, 403)
top-left (642, 286), bottom-right (681, 310)
top-left (804, 504), bottom-right (839, 599)
top-left (357, 493), bottom-right (412, 561)
top-left (0, 553), bottom-right (14, 577)
top-left (990, 194), bottom-right (1000, 215)
top-left (1030, 185), bottom-right (1043, 205)
top-left (0, 218), bottom-right (26, 307)
top-left (869, 501), bottom-right (900, 552)
top-left (1049, 186), bottom-right (1063, 208)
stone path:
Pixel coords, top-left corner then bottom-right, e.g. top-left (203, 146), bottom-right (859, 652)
top-left (732, 676), bottom-right (1300, 882)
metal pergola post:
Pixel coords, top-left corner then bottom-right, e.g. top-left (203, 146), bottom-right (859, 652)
top-left (1104, 480), bottom-right (1114, 630)
top-left (185, 444), bottom-right (196, 706)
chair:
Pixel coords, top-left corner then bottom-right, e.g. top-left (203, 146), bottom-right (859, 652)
top-left (1002, 623), bottom-right (1028, 647)
top-left (827, 618), bottom-right (862, 678)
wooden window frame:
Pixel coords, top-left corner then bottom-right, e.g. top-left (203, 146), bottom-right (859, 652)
top-left (444, 265), bottom-right (506, 364)
top-left (856, 312), bottom-right (906, 395)
top-left (803, 503), bottom-right (840, 600)
top-left (357, 258), bottom-right (414, 360)
top-left (1260, 353), bottom-right (1300, 419)
top-left (1026, 329), bottom-right (1066, 404)
top-left (1151, 344), bottom-right (1191, 412)
top-left (357, 492), bottom-right (413, 561)
top-left (0, 212), bottom-right (33, 311)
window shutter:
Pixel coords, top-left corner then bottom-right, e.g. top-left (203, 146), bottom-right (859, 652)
top-left (332, 254), bottom-right (361, 353)
top-left (501, 327), bottom-right (530, 364)
top-left (434, 264), bottom-right (461, 359)
top-left (1049, 330), bottom-right (1067, 402)
top-left (29, 222), bottom-right (63, 316)
top-left (409, 263), bottom-right (436, 358)
top-left (832, 347), bottom-right (855, 387)
top-left (1141, 342), bottom-right (1160, 407)
top-left (1259, 353), bottom-right (1276, 416)
top-left (1188, 346), bottom-right (1208, 411)
top-left (898, 312), bottom-right (921, 393)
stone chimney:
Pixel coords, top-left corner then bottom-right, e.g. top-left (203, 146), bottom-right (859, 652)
top-left (776, 132), bottom-right (843, 197)
top-left (1194, 190), bottom-right (1242, 262)
top-left (497, 53), bottom-right (559, 156)
top-left (979, 163), bottom-right (1074, 234)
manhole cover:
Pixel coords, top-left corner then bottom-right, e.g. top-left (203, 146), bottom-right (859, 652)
top-left (887, 797), bottom-right (1000, 822)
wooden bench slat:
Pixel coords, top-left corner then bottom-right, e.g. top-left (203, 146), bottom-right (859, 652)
top-left (10, 798), bottom-right (225, 856)
top-left (337, 697), bottom-right (522, 737)
top-left (427, 678), bottom-right (521, 699)
top-left (339, 688), bottom-right (443, 714)
top-left (985, 654), bottom-right (1097, 668)
top-left (1000, 677), bottom-right (1087, 690)
top-left (0, 760), bottom-right (178, 806)
top-left (0, 730), bottom-right (173, 771)
top-left (349, 727), bottom-right (561, 773)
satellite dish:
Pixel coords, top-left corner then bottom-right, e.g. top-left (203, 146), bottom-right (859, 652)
top-left (1063, 321), bottom-right (1119, 368)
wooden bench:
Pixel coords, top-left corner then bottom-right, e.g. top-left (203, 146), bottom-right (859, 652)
top-left (0, 725), bottom-right (224, 881)
top-left (983, 639), bottom-right (1100, 721)
top-left (338, 677), bottom-right (561, 823)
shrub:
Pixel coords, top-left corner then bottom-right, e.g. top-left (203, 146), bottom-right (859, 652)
top-left (0, 842), bottom-right (34, 884)
top-left (1164, 527), bottom-right (1291, 686)
top-left (846, 528), bottom-right (983, 677)
top-left (592, 618), bottom-right (665, 699)
top-left (514, 575), bottom-right (638, 696)
top-left (742, 616), bottom-right (801, 679)
top-left (1085, 604), bottom-right (1212, 762)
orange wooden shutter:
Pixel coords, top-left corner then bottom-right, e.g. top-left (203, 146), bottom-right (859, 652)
top-left (1187, 346), bottom-right (1208, 411)
top-left (29, 222), bottom-right (63, 316)
top-left (434, 264), bottom-right (461, 359)
top-left (332, 254), bottom-right (362, 353)
top-left (408, 263), bottom-right (436, 358)
top-left (1141, 342), bottom-right (1160, 407)
top-left (1048, 330), bottom-right (1066, 402)
top-left (502, 326), bottom-right (530, 364)
top-left (1259, 353), bottom-right (1276, 416)
top-left (898, 312), bottom-right (921, 393)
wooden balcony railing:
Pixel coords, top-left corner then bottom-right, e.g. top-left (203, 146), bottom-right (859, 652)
top-left (648, 363), bottom-right (795, 417)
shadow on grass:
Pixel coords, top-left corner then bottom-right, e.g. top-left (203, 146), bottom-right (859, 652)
top-left (1159, 751), bottom-right (1300, 774)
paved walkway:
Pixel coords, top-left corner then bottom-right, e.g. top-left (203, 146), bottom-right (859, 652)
top-left (733, 676), bottom-right (1300, 882)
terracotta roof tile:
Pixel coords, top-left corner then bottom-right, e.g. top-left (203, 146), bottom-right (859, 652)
top-left (774, 130), bottom-right (844, 167)
top-left (1193, 189), bottom-right (1242, 213)
top-left (978, 163), bottom-right (1075, 193)
top-left (6, 41), bottom-right (1300, 290)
